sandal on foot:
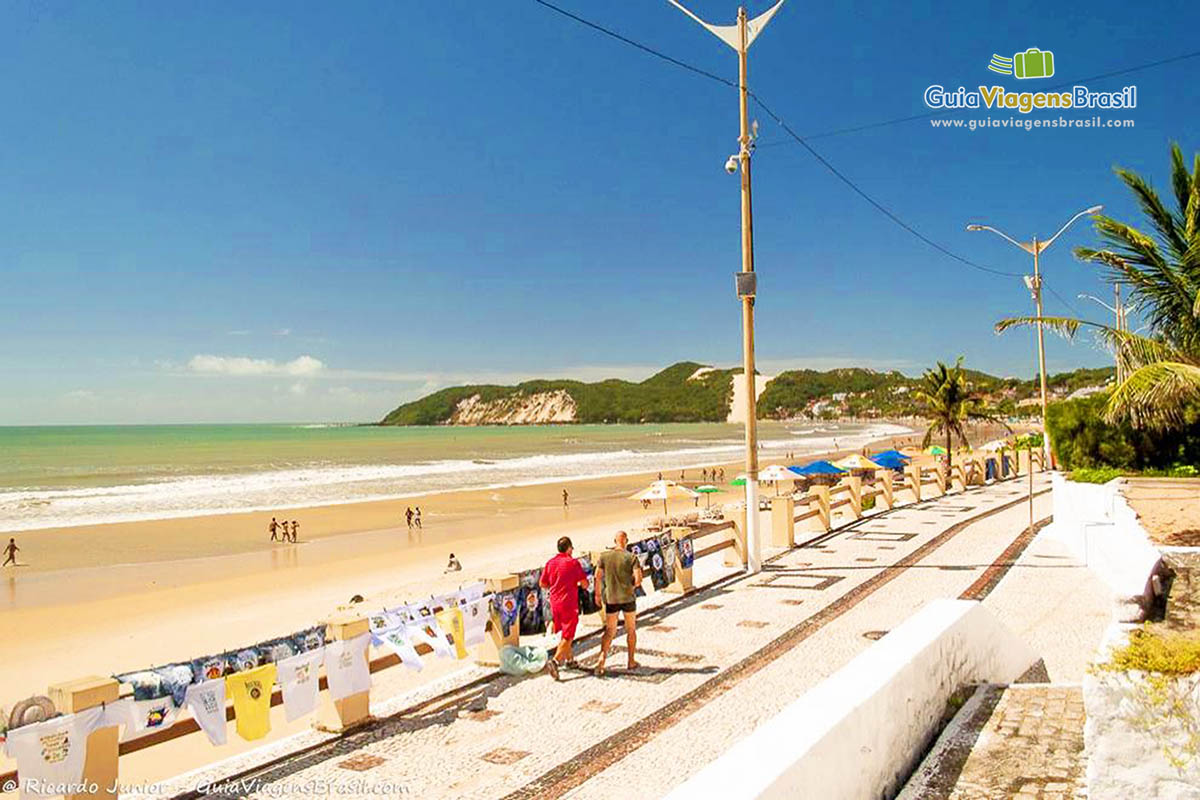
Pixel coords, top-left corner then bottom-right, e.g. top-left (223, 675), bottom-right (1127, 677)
top-left (593, 665), bottom-right (606, 677)
top-left (546, 659), bottom-right (560, 681)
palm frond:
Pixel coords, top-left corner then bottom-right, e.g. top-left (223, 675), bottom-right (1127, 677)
top-left (1115, 166), bottom-right (1189, 259)
top-left (1105, 361), bottom-right (1200, 429)
top-left (994, 315), bottom-right (1084, 338)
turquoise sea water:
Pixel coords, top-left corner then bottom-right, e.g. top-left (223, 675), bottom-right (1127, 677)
top-left (0, 420), bottom-right (909, 531)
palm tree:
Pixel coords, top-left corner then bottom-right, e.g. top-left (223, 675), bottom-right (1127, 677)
top-left (914, 358), bottom-right (1008, 471)
top-left (996, 142), bottom-right (1200, 430)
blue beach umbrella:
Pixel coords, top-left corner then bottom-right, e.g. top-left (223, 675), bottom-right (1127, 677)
top-left (788, 460), bottom-right (847, 476)
top-left (870, 453), bottom-right (910, 470)
top-left (871, 449), bottom-right (912, 462)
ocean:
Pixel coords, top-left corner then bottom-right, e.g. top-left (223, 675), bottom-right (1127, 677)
top-left (0, 420), bottom-right (911, 532)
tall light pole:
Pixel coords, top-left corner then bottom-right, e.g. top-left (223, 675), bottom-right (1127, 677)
top-left (1078, 289), bottom-right (1127, 383)
top-left (966, 204), bottom-right (1102, 467)
top-left (669, 0), bottom-right (784, 573)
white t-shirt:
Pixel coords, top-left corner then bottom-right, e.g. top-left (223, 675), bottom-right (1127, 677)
top-left (461, 596), bottom-right (489, 646)
top-left (405, 609), bottom-right (454, 658)
top-left (4, 706), bottom-right (105, 799)
top-left (183, 678), bottom-right (228, 747)
top-left (323, 633), bottom-right (371, 701)
top-left (275, 648), bottom-right (324, 722)
top-left (103, 696), bottom-right (179, 742)
top-left (373, 625), bottom-right (424, 671)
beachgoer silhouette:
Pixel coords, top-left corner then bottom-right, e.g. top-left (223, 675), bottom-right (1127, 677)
top-left (562, 489), bottom-right (569, 508)
top-left (414, 507), bottom-right (422, 529)
top-left (445, 553), bottom-right (462, 572)
top-left (269, 517), bottom-right (279, 542)
top-left (3, 538), bottom-right (18, 567)
top-left (290, 521), bottom-right (299, 543)
top-left (405, 507), bottom-right (414, 530)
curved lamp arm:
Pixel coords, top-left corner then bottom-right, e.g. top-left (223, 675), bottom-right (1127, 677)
top-left (1042, 204), bottom-right (1104, 251)
top-left (965, 223), bottom-right (1031, 254)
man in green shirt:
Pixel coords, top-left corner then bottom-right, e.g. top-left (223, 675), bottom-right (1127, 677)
top-left (593, 530), bottom-right (644, 676)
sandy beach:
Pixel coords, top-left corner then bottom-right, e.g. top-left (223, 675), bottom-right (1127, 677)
top-left (4, 424), bottom-right (1029, 787)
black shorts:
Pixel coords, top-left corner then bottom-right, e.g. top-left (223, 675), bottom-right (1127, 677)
top-left (605, 600), bottom-right (637, 615)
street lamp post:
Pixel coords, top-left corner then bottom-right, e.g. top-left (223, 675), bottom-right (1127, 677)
top-left (669, 0), bottom-right (785, 574)
top-left (1078, 289), bottom-right (1127, 384)
top-left (966, 204), bottom-right (1103, 467)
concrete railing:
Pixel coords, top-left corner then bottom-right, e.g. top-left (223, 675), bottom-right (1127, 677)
top-left (662, 599), bottom-right (1038, 800)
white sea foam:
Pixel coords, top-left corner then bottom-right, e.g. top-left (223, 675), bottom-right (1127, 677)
top-left (1, 422), bottom-right (910, 532)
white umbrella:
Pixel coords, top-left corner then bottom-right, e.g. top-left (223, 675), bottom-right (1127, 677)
top-left (629, 480), bottom-right (700, 516)
top-left (757, 464), bottom-right (797, 496)
top-left (981, 439), bottom-right (1011, 451)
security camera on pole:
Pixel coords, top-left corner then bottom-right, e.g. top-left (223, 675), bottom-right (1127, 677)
top-left (669, 0), bottom-right (785, 574)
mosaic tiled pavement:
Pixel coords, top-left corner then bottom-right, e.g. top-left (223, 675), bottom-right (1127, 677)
top-left (158, 476), bottom-right (1064, 800)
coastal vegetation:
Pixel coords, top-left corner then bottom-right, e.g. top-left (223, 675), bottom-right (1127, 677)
top-left (914, 358), bottom-right (1008, 469)
top-left (380, 361), bottom-right (1117, 426)
top-left (998, 142), bottom-right (1200, 432)
top-left (1046, 393), bottom-right (1200, 472)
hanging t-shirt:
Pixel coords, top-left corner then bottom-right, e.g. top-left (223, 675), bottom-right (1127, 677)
top-left (460, 580), bottom-right (485, 603)
top-left (105, 696), bottom-right (179, 742)
top-left (678, 537), bottom-right (695, 569)
top-left (184, 678), bottom-right (228, 747)
top-left (461, 596), bottom-right (489, 645)
top-left (494, 591), bottom-right (519, 637)
top-left (405, 609), bottom-right (454, 658)
top-left (191, 654), bottom-right (229, 682)
top-left (323, 633), bottom-right (371, 701)
top-left (434, 607), bottom-right (468, 659)
top-left (373, 625), bottom-right (424, 671)
top-left (658, 533), bottom-right (677, 586)
top-left (517, 569), bottom-right (546, 635)
top-left (225, 664), bottom-right (276, 742)
top-left (4, 705), bottom-right (104, 799)
top-left (275, 648), bottom-right (324, 722)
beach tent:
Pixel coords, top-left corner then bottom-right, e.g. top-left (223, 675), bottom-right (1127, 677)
top-left (871, 449), bottom-right (911, 462)
top-left (629, 480), bottom-right (699, 517)
top-left (788, 460), bottom-right (847, 476)
top-left (834, 454), bottom-right (883, 471)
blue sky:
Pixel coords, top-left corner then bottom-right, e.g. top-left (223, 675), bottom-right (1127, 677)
top-left (2, 0), bottom-right (1198, 424)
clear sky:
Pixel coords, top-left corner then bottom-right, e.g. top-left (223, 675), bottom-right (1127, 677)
top-left (2, 0), bottom-right (1198, 424)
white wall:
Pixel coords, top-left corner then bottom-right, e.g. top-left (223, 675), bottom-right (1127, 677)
top-left (661, 599), bottom-right (1036, 800)
top-left (1045, 473), bottom-right (1161, 599)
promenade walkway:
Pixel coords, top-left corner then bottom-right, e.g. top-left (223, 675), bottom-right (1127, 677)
top-left (157, 475), bottom-right (1072, 800)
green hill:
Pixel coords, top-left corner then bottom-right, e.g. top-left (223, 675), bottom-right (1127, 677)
top-left (379, 362), bottom-right (1117, 425)
top-left (379, 362), bottom-right (738, 425)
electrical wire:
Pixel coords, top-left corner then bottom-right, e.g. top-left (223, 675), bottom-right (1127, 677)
top-left (528, 0), bottom-right (1024, 279)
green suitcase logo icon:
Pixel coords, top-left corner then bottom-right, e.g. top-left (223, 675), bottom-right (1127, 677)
top-left (1013, 48), bottom-right (1054, 79)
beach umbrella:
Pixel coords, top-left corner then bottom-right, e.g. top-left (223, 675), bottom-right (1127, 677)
top-left (758, 464), bottom-right (799, 495)
top-left (729, 476), bottom-right (747, 486)
top-left (695, 484), bottom-right (721, 507)
top-left (981, 439), bottom-right (1010, 452)
top-left (834, 454), bottom-right (883, 471)
top-left (788, 460), bottom-right (847, 476)
top-left (629, 480), bottom-right (699, 516)
top-left (871, 449), bottom-right (911, 462)
top-left (870, 452), bottom-right (909, 471)
top-left (925, 445), bottom-right (947, 456)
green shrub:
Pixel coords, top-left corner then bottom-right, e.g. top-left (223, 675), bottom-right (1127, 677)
top-left (1098, 626), bottom-right (1200, 676)
top-left (1047, 392), bottom-right (1200, 471)
top-left (1068, 466), bottom-right (1127, 484)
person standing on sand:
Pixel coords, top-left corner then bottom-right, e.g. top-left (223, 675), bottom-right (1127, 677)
top-left (269, 517), bottom-right (280, 542)
top-left (540, 536), bottom-right (589, 679)
top-left (593, 531), bottom-right (643, 677)
top-left (562, 489), bottom-right (569, 508)
top-left (3, 538), bottom-right (18, 567)
top-left (290, 520), bottom-right (299, 542)
top-left (405, 507), bottom-right (414, 531)
top-left (414, 507), bottom-right (422, 529)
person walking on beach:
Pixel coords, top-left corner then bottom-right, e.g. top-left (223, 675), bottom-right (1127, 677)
top-left (3, 538), bottom-right (18, 567)
top-left (269, 517), bottom-right (280, 542)
top-left (405, 507), bottom-right (414, 531)
top-left (540, 536), bottom-right (589, 679)
top-left (414, 507), bottom-right (422, 529)
top-left (562, 489), bottom-right (569, 508)
top-left (593, 531), bottom-right (643, 676)
top-left (289, 520), bottom-right (299, 543)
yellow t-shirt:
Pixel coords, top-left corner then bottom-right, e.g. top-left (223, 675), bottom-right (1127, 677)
top-left (226, 664), bottom-right (277, 741)
top-left (435, 607), bottom-right (468, 659)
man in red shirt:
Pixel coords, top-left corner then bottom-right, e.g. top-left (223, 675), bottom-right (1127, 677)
top-left (540, 535), bottom-right (589, 678)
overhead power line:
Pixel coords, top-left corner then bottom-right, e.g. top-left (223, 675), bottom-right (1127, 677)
top-left (528, 0), bottom-right (1023, 279)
